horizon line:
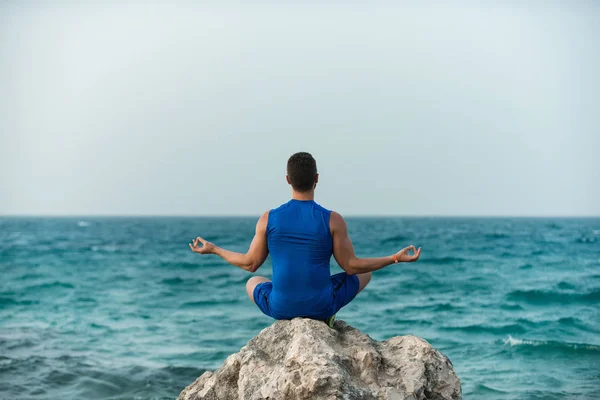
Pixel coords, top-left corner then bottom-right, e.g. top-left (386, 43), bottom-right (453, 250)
top-left (1, 214), bottom-right (599, 219)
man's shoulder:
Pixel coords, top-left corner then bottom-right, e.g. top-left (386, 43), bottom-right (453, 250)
top-left (329, 210), bottom-right (342, 221)
top-left (256, 210), bottom-right (270, 231)
top-left (328, 210), bottom-right (346, 231)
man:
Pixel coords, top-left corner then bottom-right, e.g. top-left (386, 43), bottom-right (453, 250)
top-left (189, 152), bottom-right (421, 325)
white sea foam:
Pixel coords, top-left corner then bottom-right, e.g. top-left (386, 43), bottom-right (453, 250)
top-left (91, 244), bottom-right (118, 253)
top-left (503, 335), bottom-right (600, 352)
top-left (503, 335), bottom-right (536, 346)
top-left (77, 221), bottom-right (90, 227)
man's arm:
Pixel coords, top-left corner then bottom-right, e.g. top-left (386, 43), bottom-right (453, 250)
top-left (330, 211), bottom-right (421, 275)
top-left (189, 211), bottom-right (269, 273)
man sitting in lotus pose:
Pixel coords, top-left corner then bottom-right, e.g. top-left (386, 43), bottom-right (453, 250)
top-left (189, 152), bottom-right (421, 325)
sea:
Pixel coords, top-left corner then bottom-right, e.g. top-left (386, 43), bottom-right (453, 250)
top-left (0, 216), bottom-right (599, 400)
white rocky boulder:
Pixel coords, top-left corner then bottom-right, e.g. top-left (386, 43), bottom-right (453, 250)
top-left (179, 318), bottom-right (461, 400)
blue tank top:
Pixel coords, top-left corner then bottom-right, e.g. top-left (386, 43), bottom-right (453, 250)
top-left (266, 199), bottom-right (333, 319)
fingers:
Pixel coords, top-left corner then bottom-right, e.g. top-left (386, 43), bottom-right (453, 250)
top-left (393, 245), bottom-right (423, 262)
top-left (192, 237), bottom-right (207, 247)
top-left (190, 237), bottom-right (209, 253)
top-left (399, 245), bottom-right (417, 255)
top-left (412, 247), bottom-right (422, 261)
top-left (399, 245), bottom-right (421, 261)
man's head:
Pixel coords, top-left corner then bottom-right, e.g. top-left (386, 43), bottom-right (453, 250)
top-left (286, 152), bottom-right (318, 192)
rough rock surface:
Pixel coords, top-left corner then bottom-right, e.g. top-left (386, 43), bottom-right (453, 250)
top-left (179, 318), bottom-right (461, 400)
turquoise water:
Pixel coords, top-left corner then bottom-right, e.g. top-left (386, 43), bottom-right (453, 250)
top-left (1, 217), bottom-right (599, 399)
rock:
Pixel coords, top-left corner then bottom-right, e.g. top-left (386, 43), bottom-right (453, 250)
top-left (178, 318), bottom-right (461, 400)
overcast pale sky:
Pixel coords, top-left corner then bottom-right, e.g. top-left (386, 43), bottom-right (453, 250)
top-left (1, 2), bottom-right (598, 216)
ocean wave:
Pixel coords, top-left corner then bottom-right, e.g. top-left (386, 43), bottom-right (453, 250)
top-left (161, 277), bottom-right (185, 285)
top-left (112, 274), bottom-right (133, 282)
top-left (380, 234), bottom-right (408, 245)
top-left (425, 256), bottom-right (468, 264)
top-left (181, 299), bottom-right (239, 308)
top-left (89, 323), bottom-right (113, 331)
top-left (75, 297), bottom-right (97, 304)
top-left (159, 261), bottom-right (222, 270)
top-left (546, 222), bottom-right (562, 230)
top-left (442, 323), bottom-right (527, 335)
top-left (161, 277), bottom-right (206, 286)
top-left (25, 281), bottom-right (75, 291)
top-left (555, 316), bottom-right (599, 332)
top-left (484, 232), bottom-right (510, 239)
top-left (506, 289), bottom-right (600, 304)
top-left (77, 221), bottom-right (90, 227)
top-left (433, 303), bottom-right (456, 311)
top-left (206, 272), bottom-right (234, 280)
top-left (392, 318), bottom-right (433, 326)
top-left (391, 302), bottom-right (465, 314)
top-left (472, 383), bottom-right (508, 394)
top-left (499, 303), bottom-right (524, 311)
top-left (555, 281), bottom-right (577, 290)
top-left (18, 273), bottom-right (46, 281)
top-left (503, 335), bottom-right (600, 354)
top-left (0, 297), bottom-right (40, 307)
top-left (576, 236), bottom-right (597, 244)
top-left (517, 263), bottom-right (533, 269)
top-left (491, 316), bottom-right (598, 332)
top-left (516, 316), bottom-right (600, 333)
top-left (90, 244), bottom-right (120, 253)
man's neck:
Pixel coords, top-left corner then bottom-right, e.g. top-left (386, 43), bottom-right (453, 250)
top-left (291, 190), bottom-right (315, 201)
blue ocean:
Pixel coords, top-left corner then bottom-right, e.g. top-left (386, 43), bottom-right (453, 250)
top-left (1, 217), bottom-right (599, 399)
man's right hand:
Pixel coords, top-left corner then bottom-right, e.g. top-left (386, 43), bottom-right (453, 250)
top-left (189, 236), bottom-right (215, 254)
top-left (395, 245), bottom-right (421, 262)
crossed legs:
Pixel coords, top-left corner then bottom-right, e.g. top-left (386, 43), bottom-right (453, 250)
top-left (246, 276), bottom-right (271, 303)
top-left (245, 272), bottom-right (372, 304)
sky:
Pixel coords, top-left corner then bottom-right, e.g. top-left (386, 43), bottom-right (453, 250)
top-left (1, 2), bottom-right (599, 216)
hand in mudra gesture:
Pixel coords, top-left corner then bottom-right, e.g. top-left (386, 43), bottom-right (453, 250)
top-left (189, 236), bottom-right (215, 254)
top-left (395, 245), bottom-right (421, 262)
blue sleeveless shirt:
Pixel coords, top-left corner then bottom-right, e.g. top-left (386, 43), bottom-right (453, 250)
top-left (266, 199), bottom-right (333, 318)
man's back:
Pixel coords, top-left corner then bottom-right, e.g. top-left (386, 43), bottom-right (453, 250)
top-left (189, 151), bottom-right (421, 322)
top-left (267, 199), bottom-right (334, 319)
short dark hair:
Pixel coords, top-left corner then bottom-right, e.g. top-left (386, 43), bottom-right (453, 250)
top-left (287, 152), bottom-right (317, 192)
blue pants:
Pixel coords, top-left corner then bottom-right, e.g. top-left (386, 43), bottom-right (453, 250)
top-left (253, 272), bottom-right (360, 320)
